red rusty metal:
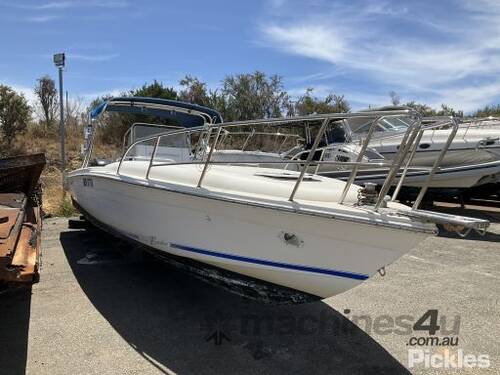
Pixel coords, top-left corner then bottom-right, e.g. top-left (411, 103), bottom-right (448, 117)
top-left (0, 154), bottom-right (45, 286)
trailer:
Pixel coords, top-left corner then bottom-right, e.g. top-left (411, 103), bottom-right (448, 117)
top-left (0, 154), bottom-right (45, 288)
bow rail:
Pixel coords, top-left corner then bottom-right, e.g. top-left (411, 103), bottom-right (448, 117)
top-left (82, 104), bottom-right (489, 233)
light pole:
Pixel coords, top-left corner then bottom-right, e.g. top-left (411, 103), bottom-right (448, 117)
top-left (53, 53), bottom-right (66, 191)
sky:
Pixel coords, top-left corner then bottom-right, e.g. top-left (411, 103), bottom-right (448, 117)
top-left (1, 0), bottom-right (500, 112)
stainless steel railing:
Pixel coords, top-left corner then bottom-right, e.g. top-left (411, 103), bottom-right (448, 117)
top-left (218, 130), bottom-right (304, 153)
top-left (338, 115), bottom-right (392, 204)
top-left (412, 118), bottom-right (459, 209)
top-left (112, 109), bottom-right (457, 211)
top-left (289, 118), bottom-right (330, 201)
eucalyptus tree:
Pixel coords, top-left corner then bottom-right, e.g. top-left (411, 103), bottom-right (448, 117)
top-left (34, 75), bottom-right (58, 128)
top-left (0, 85), bottom-right (31, 149)
top-left (293, 88), bottom-right (350, 115)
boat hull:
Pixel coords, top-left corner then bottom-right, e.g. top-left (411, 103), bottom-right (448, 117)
top-left (370, 128), bottom-right (500, 168)
top-left (67, 173), bottom-right (430, 299)
top-left (320, 161), bottom-right (500, 188)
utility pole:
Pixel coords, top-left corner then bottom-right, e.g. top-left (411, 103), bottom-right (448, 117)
top-left (53, 53), bottom-right (66, 191)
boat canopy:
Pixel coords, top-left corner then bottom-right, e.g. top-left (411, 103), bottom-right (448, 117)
top-left (90, 97), bottom-right (223, 127)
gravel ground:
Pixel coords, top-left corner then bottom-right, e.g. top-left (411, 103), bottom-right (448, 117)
top-left (1, 214), bottom-right (499, 375)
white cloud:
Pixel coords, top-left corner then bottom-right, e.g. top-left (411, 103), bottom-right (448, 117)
top-left (424, 80), bottom-right (500, 112)
top-left (81, 88), bottom-right (127, 100)
top-left (4, 83), bottom-right (37, 105)
top-left (265, 24), bottom-right (346, 63)
top-left (260, 0), bottom-right (500, 112)
top-left (68, 53), bottom-right (119, 62)
top-left (32, 1), bottom-right (74, 10)
top-left (83, 0), bottom-right (129, 8)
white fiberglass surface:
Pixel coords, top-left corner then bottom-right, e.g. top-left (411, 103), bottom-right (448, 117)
top-left (103, 160), bottom-right (361, 203)
top-left (90, 160), bottom-right (421, 227)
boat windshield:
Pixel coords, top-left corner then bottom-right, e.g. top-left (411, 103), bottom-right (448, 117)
top-left (350, 116), bottom-right (413, 134)
top-left (124, 123), bottom-right (184, 149)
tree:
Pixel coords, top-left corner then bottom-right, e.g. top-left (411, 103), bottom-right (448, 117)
top-left (65, 96), bottom-right (84, 125)
top-left (179, 75), bottom-right (210, 106)
top-left (34, 75), bottom-right (58, 128)
top-left (221, 71), bottom-right (291, 121)
top-left (404, 101), bottom-right (463, 117)
top-left (178, 75), bottom-right (233, 121)
top-left (404, 101), bottom-right (436, 117)
top-left (436, 104), bottom-right (463, 118)
top-left (389, 91), bottom-right (401, 106)
top-left (130, 80), bottom-right (177, 100)
top-left (294, 88), bottom-right (350, 115)
top-left (207, 89), bottom-right (229, 120)
top-left (86, 95), bottom-right (128, 146)
top-left (0, 85), bottom-right (31, 147)
top-left (472, 104), bottom-right (500, 118)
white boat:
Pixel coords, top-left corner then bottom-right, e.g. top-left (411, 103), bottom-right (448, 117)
top-left (371, 127), bottom-right (500, 167)
top-left (68, 98), bottom-right (489, 303)
top-left (348, 111), bottom-right (500, 166)
top-left (212, 114), bottom-right (500, 189)
top-left (459, 116), bottom-right (500, 130)
top-left (320, 160), bottom-right (500, 188)
top-left (341, 111), bottom-right (500, 188)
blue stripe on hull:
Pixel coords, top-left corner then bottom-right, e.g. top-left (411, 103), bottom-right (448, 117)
top-left (170, 243), bottom-right (369, 281)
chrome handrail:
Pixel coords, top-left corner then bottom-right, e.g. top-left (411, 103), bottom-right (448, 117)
top-left (314, 148), bottom-right (327, 174)
top-left (391, 129), bottom-right (424, 202)
top-left (198, 126), bottom-right (223, 188)
top-left (338, 114), bottom-right (414, 205)
top-left (289, 117), bottom-right (330, 201)
top-left (108, 108), bottom-right (465, 211)
top-left (374, 119), bottom-right (421, 210)
top-left (218, 130), bottom-right (305, 151)
top-left (146, 136), bottom-right (161, 180)
top-left (147, 159), bottom-right (419, 169)
top-left (412, 117), bottom-right (459, 209)
top-left (241, 128), bottom-right (255, 151)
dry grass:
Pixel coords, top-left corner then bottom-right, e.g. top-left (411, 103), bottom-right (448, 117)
top-left (11, 123), bottom-right (85, 216)
top-left (11, 122), bottom-right (122, 217)
top-left (40, 164), bottom-right (82, 217)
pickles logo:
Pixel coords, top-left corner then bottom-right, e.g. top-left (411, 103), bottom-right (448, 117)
top-left (408, 348), bottom-right (490, 369)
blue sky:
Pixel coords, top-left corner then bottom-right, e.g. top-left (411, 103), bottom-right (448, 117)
top-left (1, 0), bottom-right (500, 112)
